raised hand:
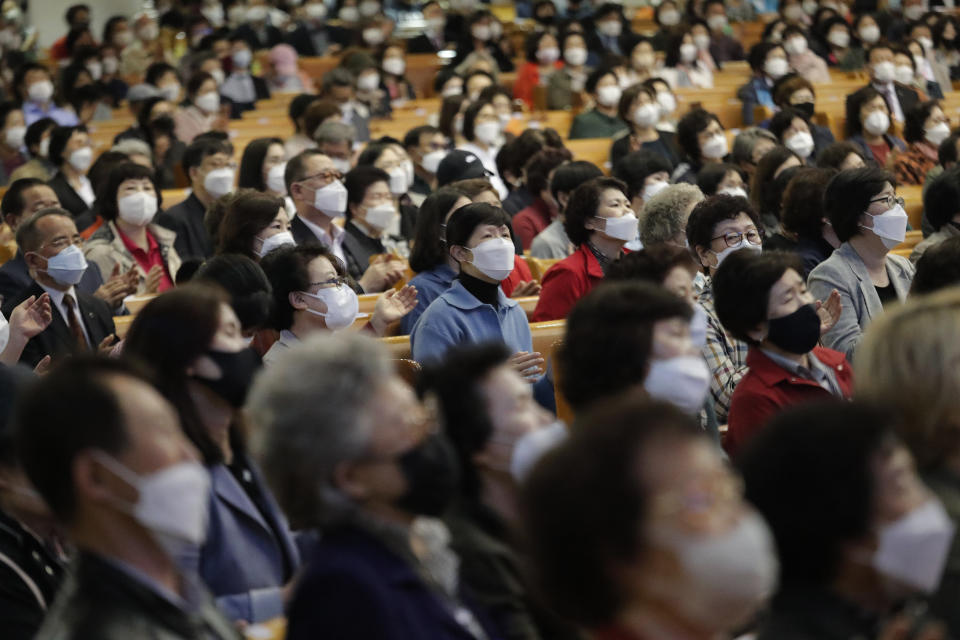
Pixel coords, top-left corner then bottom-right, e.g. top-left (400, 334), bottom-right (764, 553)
top-left (815, 288), bottom-right (842, 336)
top-left (144, 265), bottom-right (164, 294)
top-left (511, 280), bottom-right (541, 297)
top-left (370, 285), bottom-right (418, 336)
top-left (508, 351), bottom-right (545, 382)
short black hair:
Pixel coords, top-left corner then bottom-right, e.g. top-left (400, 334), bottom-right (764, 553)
top-left (355, 142), bottom-right (391, 167)
top-left (781, 167), bottom-right (837, 239)
top-left (409, 186), bottom-right (467, 273)
top-left (923, 167), bottom-right (960, 231)
top-left (238, 137), bottom-right (284, 192)
top-left (288, 93), bottom-right (320, 132)
top-left (524, 30), bottom-right (556, 63)
top-left (145, 61), bottom-right (177, 87)
top-left (605, 244), bottom-right (699, 285)
top-left (15, 357), bottom-right (150, 523)
top-left (612, 150), bottom-right (673, 201)
top-left (461, 99), bottom-right (492, 143)
top-left (344, 165), bottom-right (390, 221)
top-left (748, 41), bottom-right (783, 72)
top-left (903, 100), bottom-right (940, 145)
top-left (750, 144), bottom-right (800, 216)
top-left (260, 244), bottom-right (346, 331)
top-left (216, 190), bottom-right (285, 260)
top-left (824, 167), bottom-right (895, 242)
top-left (686, 194), bottom-right (762, 251)
top-left (25, 117), bottom-right (56, 157)
top-left (845, 86), bottom-right (884, 138)
top-left (768, 107), bottom-right (810, 143)
top-left (284, 148), bottom-right (324, 192)
top-left (585, 66), bottom-right (617, 95)
top-left (713, 249), bottom-right (804, 344)
top-left (186, 70), bottom-right (215, 99)
top-left (2, 178), bottom-right (47, 219)
top-left (677, 108), bottom-right (722, 163)
top-left (524, 147), bottom-right (572, 197)
top-left (696, 162), bottom-right (744, 196)
top-left (97, 162), bottom-right (161, 222)
top-left (912, 236), bottom-right (960, 295)
top-left (559, 281), bottom-right (692, 411)
top-left (816, 140), bottom-right (866, 170)
top-left (551, 161), bottom-right (604, 206)
top-left (0, 101), bottom-right (20, 131)
top-left (182, 136), bottom-right (232, 175)
top-left (403, 125), bottom-right (439, 150)
top-left (66, 3), bottom-right (90, 25)
top-left (445, 202), bottom-right (512, 249)
top-left (738, 401), bottom-right (894, 586)
top-left (523, 397), bottom-right (703, 627)
top-left (48, 124), bottom-right (88, 167)
top-left (564, 176), bottom-right (629, 247)
top-left (195, 253), bottom-right (274, 332)
top-left (497, 129), bottom-right (553, 187)
top-left (939, 132), bottom-right (960, 167)
top-left (418, 342), bottom-right (511, 501)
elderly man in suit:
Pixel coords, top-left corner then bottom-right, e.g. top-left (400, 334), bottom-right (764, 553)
top-left (1, 208), bottom-right (115, 367)
top-left (847, 43), bottom-right (922, 124)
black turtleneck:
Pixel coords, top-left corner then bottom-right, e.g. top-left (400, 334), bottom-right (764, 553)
top-left (459, 272), bottom-right (500, 307)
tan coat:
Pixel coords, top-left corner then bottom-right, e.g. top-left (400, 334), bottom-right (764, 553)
top-left (84, 220), bottom-right (182, 294)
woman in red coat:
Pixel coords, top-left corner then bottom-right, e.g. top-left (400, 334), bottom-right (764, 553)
top-left (514, 31), bottom-right (564, 109)
top-left (711, 248), bottom-right (848, 457)
top-left (532, 176), bottom-right (637, 321)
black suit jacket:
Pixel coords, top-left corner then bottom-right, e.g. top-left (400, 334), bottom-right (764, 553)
top-left (342, 221), bottom-right (383, 284)
top-left (847, 83), bottom-right (922, 124)
top-left (0, 251), bottom-right (103, 307)
top-left (407, 33), bottom-right (444, 54)
top-left (46, 172), bottom-right (91, 223)
top-left (233, 23), bottom-right (284, 50)
top-left (1, 282), bottom-right (115, 368)
top-left (156, 192), bottom-right (213, 261)
top-left (290, 215), bottom-right (321, 248)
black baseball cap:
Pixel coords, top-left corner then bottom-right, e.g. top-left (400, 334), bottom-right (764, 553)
top-left (436, 150), bottom-right (493, 186)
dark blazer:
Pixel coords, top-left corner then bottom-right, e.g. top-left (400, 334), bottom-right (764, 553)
top-left (156, 192), bottom-right (213, 261)
top-left (233, 23), bottom-right (284, 50)
top-left (47, 172), bottom-right (91, 223)
top-left (285, 23), bottom-right (329, 56)
top-left (290, 215), bottom-right (320, 247)
top-left (0, 251), bottom-right (102, 307)
top-left (1, 282), bottom-right (115, 368)
top-left (177, 459), bottom-right (299, 624)
top-left (225, 76), bottom-right (271, 119)
top-left (287, 524), bottom-right (503, 640)
top-left (845, 82), bottom-right (922, 125)
top-left (407, 33), bottom-right (445, 54)
top-left (342, 221), bottom-right (384, 283)
top-left (34, 552), bottom-right (238, 640)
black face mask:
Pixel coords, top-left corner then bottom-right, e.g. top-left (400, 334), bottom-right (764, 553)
top-left (396, 434), bottom-right (459, 517)
top-left (793, 101), bottom-right (815, 119)
top-left (150, 114), bottom-right (175, 134)
top-left (192, 348), bottom-right (261, 408)
top-left (766, 303), bottom-right (821, 354)
top-left (536, 14), bottom-right (555, 25)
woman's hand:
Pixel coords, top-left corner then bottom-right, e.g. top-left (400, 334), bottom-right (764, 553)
top-left (369, 285), bottom-right (417, 336)
top-left (511, 280), bottom-right (541, 297)
top-left (0, 294), bottom-right (53, 365)
top-left (144, 265), bottom-right (164, 294)
top-left (816, 288), bottom-right (842, 336)
top-left (509, 351), bottom-right (545, 382)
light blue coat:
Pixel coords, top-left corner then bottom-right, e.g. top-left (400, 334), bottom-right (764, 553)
top-left (400, 264), bottom-right (457, 336)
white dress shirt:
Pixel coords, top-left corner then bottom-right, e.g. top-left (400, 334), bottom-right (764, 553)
top-left (296, 214), bottom-right (347, 265)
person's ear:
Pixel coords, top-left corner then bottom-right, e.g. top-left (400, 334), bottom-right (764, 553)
top-left (23, 250), bottom-right (44, 271)
top-left (348, 201), bottom-right (361, 218)
top-left (72, 451), bottom-right (136, 508)
top-left (289, 290), bottom-right (310, 311)
top-left (449, 244), bottom-right (471, 263)
top-left (746, 321), bottom-right (767, 344)
top-left (332, 461), bottom-right (372, 501)
top-left (557, 192), bottom-right (569, 211)
top-left (188, 165), bottom-right (199, 184)
top-left (290, 180), bottom-right (304, 200)
top-left (693, 244), bottom-right (713, 268)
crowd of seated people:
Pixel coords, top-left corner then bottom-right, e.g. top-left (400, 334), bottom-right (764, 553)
top-left (6, 1), bottom-right (960, 639)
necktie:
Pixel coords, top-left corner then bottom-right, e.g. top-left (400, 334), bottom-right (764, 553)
top-left (62, 294), bottom-right (89, 351)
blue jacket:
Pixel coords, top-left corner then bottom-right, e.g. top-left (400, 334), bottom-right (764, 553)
top-left (177, 458), bottom-right (299, 623)
top-left (411, 280), bottom-right (533, 364)
top-left (738, 76), bottom-right (775, 126)
top-left (287, 525), bottom-right (503, 640)
top-left (400, 264), bottom-right (456, 335)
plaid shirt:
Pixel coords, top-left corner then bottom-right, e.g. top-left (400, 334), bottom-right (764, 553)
top-left (698, 278), bottom-right (749, 423)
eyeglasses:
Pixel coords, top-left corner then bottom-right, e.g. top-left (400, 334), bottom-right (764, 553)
top-left (309, 276), bottom-right (346, 290)
top-left (711, 228), bottom-right (763, 248)
top-left (42, 236), bottom-right (83, 252)
top-left (650, 472), bottom-right (745, 530)
top-left (869, 194), bottom-right (905, 209)
top-left (300, 170), bottom-right (343, 184)
top-left (205, 161), bottom-right (238, 171)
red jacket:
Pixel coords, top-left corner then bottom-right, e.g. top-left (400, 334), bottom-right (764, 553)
top-left (500, 254), bottom-right (533, 297)
top-left (513, 198), bottom-right (553, 250)
top-left (726, 346), bottom-right (854, 457)
top-left (513, 60), bottom-right (564, 108)
top-left (532, 243), bottom-right (603, 321)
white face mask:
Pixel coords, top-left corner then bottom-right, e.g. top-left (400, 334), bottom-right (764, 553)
top-left (596, 85), bottom-right (622, 107)
top-left (41, 244), bottom-right (88, 286)
top-left (707, 14), bottom-right (727, 30)
top-left (712, 236), bottom-right (761, 266)
top-left (864, 110), bottom-right (890, 136)
top-left (387, 167), bottom-right (407, 195)
top-left (701, 133), bottom-right (728, 159)
top-left (383, 57), bottom-right (405, 76)
top-left (598, 20), bottom-right (622, 38)
top-left (256, 230), bottom-right (295, 258)
top-left (103, 57), bottom-right (119, 74)
top-left (301, 284), bottom-right (359, 330)
top-left (828, 30), bottom-right (850, 48)
top-left (873, 60), bottom-right (896, 83)
top-left (660, 8), bottom-right (680, 25)
top-left (785, 130), bottom-right (815, 159)
top-left (159, 83), bottom-right (180, 102)
top-left (643, 355), bottom-right (710, 414)
top-left (28, 80), bottom-right (54, 103)
top-left (690, 303), bottom-right (708, 347)
top-left (717, 185), bottom-right (748, 199)
top-left (657, 91), bottom-right (677, 116)
top-left (537, 47), bottom-right (560, 65)
top-left (783, 4), bottom-right (805, 20)
top-left (305, 2), bottom-right (327, 19)
top-left (359, 0), bottom-right (380, 16)
top-left (784, 37), bottom-right (808, 56)
top-left (564, 47), bottom-right (588, 66)
top-left (232, 48), bottom-right (252, 70)
top-left (633, 103), bottom-right (660, 128)
top-left (331, 157), bottom-right (352, 175)
top-left (210, 69), bottom-right (225, 86)
top-left (680, 42), bottom-right (698, 63)
top-left (4, 125), bottom-right (25, 148)
top-left (905, 5), bottom-right (926, 20)
top-left (693, 33), bottom-right (711, 50)
top-left (643, 180), bottom-right (669, 202)
top-left (68, 147), bottom-right (93, 172)
top-left (86, 61), bottom-right (103, 81)
top-left (363, 28), bottom-right (385, 45)
top-left (117, 191), bottom-right (159, 226)
top-left (421, 150), bottom-right (446, 174)
top-left (312, 179), bottom-right (348, 216)
top-left (339, 6), bottom-right (359, 21)
top-left (926, 121), bottom-right (951, 146)
top-left (860, 24), bottom-right (881, 44)
top-left (872, 498), bottom-right (955, 594)
top-left (267, 162), bottom-right (287, 194)
top-left (472, 24), bottom-right (492, 41)
top-left (442, 85), bottom-right (463, 98)
top-left (38, 137), bottom-right (50, 158)
top-left (510, 421), bottom-right (568, 482)
top-left (894, 64), bottom-right (915, 85)
top-left (93, 451), bottom-right (211, 556)
top-left (195, 91), bottom-right (220, 113)
top-left (474, 120), bottom-right (502, 146)
top-left (203, 167), bottom-right (234, 198)
top-left (862, 202), bottom-right (908, 249)
top-left (595, 212), bottom-right (639, 241)
top-left (918, 36), bottom-right (934, 53)
top-left (357, 72), bottom-right (380, 92)
top-left (465, 237), bottom-right (515, 281)
top-left (403, 159), bottom-right (415, 190)
top-left (764, 57), bottom-right (790, 79)
top-left (648, 510), bottom-right (779, 632)
top-left (363, 202), bottom-right (396, 230)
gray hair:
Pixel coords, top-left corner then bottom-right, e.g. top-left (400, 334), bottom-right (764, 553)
top-left (246, 333), bottom-right (393, 529)
top-left (732, 127), bottom-right (777, 166)
top-left (314, 120), bottom-right (356, 145)
top-left (16, 207), bottom-right (74, 253)
top-left (111, 138), bottom-right (153, 162)
top-left (640, 184), bottom-right (704, 247)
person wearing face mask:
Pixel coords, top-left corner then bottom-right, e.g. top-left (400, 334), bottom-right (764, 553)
top-left (238, 136), bottom-right (293, 214)
top-left (402, 125), bottom-right (449, 199)
top-left (120, 13), bottom-right (176, 79)
top-left (220, 36), bottom-right (271, 118)
top-left (695, 162), bottom-right (749, 200)
top-left (233, 2), bottom-right (284, 51)
top-left (893, 100), bottom-right (950, 186)
top-left (1, 209), bottom-right (116, 367)
top-left (341, 165), bottom-right (411, 284)
top-left (419, 342), bottom-right (580, 640)
top-left (848, 43), bottom-right (922, 126)
top-left (413, 203), bottom-right (543, 375)
top-left (193, 253), bottom-right (276, 354)
top-left (379, 44), bottom-right (416, 106)
top-left (355, 141), bottom-right (419, 240)
top-left (610, 84), bottom-right (680, 169)
top-left (545, 30), bottom-right (593, 110)
top-left (713, 250), bottom-right (847, 455)
top-left (525, 396), bottom-right (778, 640)
top-left (846, 86), bottom-right (907, 170)
top-left (780, 26), bottom-right (830, 83)
top-left (407, 0), bottom-right (450, 53)
top-left (685, 194), bottom-right (763, 422)
top-left (703, 0), bottom-right (745, 63)
top-left (532, 177), bottom-right (635, 321)
top-left (9, 118), bottom-right (58, 184)
top-left (248, 333), bottom-right (505, 639)
top-left (215, 190), bottom-right (294, 262)
top-left (16, 64), bottom-right (78, 128)
top-left (568, 69), bottom-right (629, 140)
top-left (46, 125), bottom-right (96, 223)
top-left (83, 163), bottom-right (178, 295)
top-left (768, 107), bottom-right (827, 167)
top-left (284, 0), bottom-right (335, 56)
top-left (513, 148), bottom-right (574, 250)
top-left (121, 284), bottom-right (298, 625)
top-left (452, 10), bottom-right (516, 73)
top-left (808, 168), bottom-right (915, 360)
top-left (14, 358), bottom-right (238, 640)
top-left (0, 102), bottom-right (26, 185)
top-left (742, 402), bottom-right (954, 640)
top-left (737, 42), bottom-right (791, 126)
top-left (650, 0), bottom-right (683, 50)
top-left (156, 136), bottom-right (235, 260)
top-left (588, 4), bottom-right (628, 57)
top-left (260, 244), bottom-right (416, 365)
top-left (456, 99), bottom-right (510, 198)
top-left (660, 27), bottom-right (715, 90)
top-left (514, 31), bottom-right (563, 109)
top-left (672, 108), bottom-right (728, 185)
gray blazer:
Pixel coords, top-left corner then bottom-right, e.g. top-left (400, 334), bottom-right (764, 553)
top-left (808, 242), bottom-right (915, 361)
